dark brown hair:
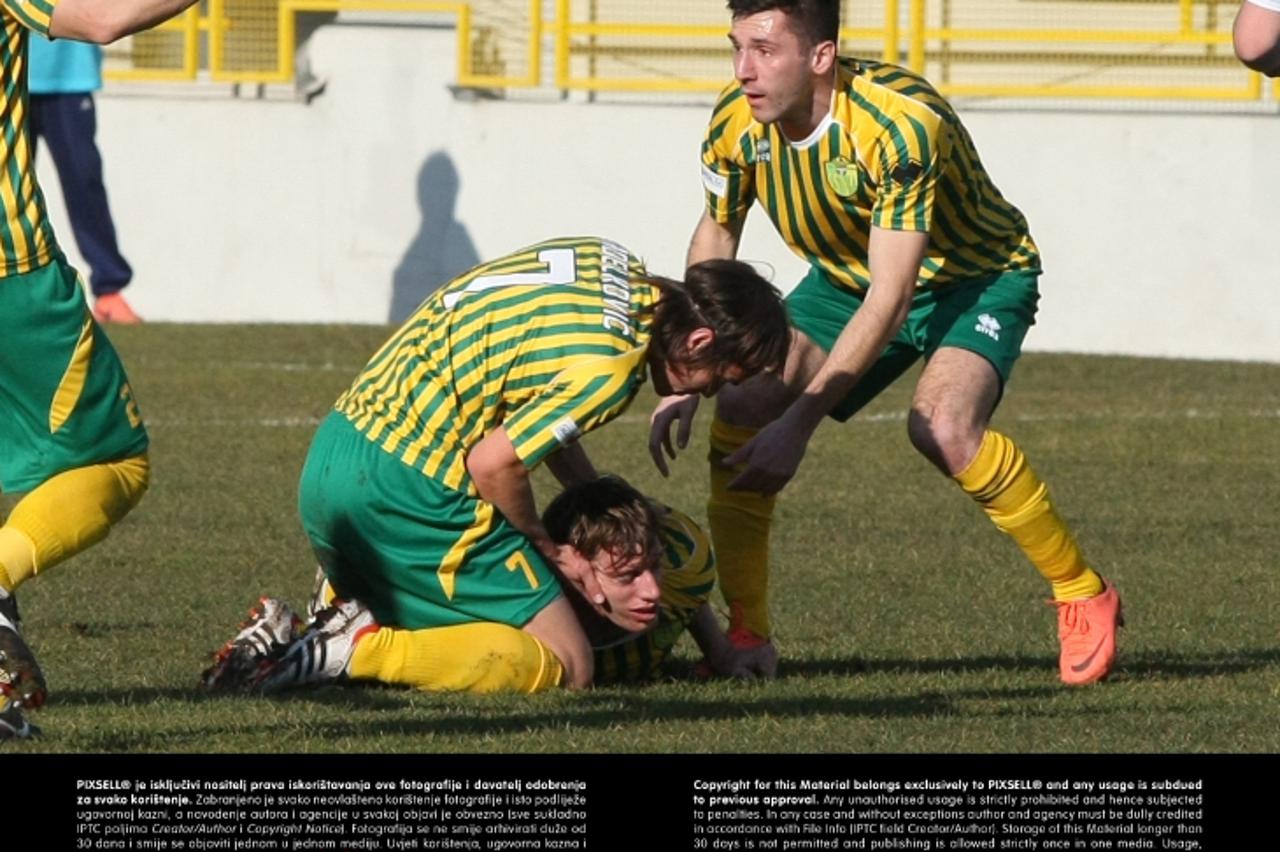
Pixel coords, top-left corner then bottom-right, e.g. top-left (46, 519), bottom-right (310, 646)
top-left (542, 476), bottom-right (661, 565)
top-left (647, 259), bottom-right (790, 378)
top-left (727, 0), bottom-right (840, 46)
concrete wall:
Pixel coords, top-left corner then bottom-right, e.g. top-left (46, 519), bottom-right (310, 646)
top-left (43, 22), bottom-right (1280, 362)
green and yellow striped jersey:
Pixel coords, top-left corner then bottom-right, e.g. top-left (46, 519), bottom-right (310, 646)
top-left (593, 506), bottom-right (716, 684)
top-left (0, 0), bottom-right (59, 276)
top-left (701, 58), bottom-right (1039, 294)
top-left (336, 237), bottom-right (657, 492)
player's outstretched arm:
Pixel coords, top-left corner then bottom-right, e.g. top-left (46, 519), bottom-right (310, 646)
top-left (544, 443), bottom-right (600, 489)
top-left (726, 227), bottom-right (926, 495)
top-left (50, 0), bottom-right (199, 43)
top-left (686, 210), bottom-right (744, 267)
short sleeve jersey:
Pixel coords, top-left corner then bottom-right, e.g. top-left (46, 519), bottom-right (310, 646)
top-left (701, 58), bottom-right (1040, 294)
top-left (0, 0), bottom-right (60, 276)
top-left (593, 506), bottom-right (716, 684)
top-left (336, 237), bottom-right (657, 493)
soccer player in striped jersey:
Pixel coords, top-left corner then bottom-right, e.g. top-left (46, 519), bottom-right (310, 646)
top-left (202, 237), bottom-right (788, 695)
top-left (0, 0), bottom-right (205, 738)
top-left (541, 477), bottom-right (741, 686)
top-left (649, 0), bottom-right (1123, 686)
top-left (204, 476), bottom-right (737, 691)
top-left (1235, 0), bottom-right (1280, 75)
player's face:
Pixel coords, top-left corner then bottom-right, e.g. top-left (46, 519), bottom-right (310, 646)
top-left (660, 360), bottom-right (748, 398)
top-left (650, 327), bottom-right (748, 397)
top-left (590, 547), bottom-right (662, 633)
top-left (729, 10), bottom-right (820, 133)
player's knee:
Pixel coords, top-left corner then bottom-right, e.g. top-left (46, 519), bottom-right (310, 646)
top-left (1234, 14), bottom-right (1280, 75)
top-left (522, 601), bottom-right (594, 689)
top-left (907, 404), bottom-right (983, 475)
top-left (548, 636), bottom-right (593, 689)
top-left (1235, 42), bottom-right (1280, 75)
top-left (108, 453), bottom-right (151, 522)
top-left (562, 626), bottom-right (595, 688)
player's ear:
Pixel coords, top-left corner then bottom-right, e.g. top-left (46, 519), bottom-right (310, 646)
top-left (684, 327), bottom-right (716, 359)
top-left (812, 39), bottom-right (836, 75)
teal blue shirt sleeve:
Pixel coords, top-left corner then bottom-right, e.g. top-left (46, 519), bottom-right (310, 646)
top-left (28, 37), bottom-right (103, 95)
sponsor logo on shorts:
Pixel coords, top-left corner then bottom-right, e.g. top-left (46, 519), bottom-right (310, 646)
top-left (975, 313), bottom-right (1002, 341)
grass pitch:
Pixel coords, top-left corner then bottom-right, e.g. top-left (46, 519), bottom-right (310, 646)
top-left (5, 324), bottom-right (1278, 753)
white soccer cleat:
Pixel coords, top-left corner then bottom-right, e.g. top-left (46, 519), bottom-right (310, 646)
top-left (252, 598), bottom-right (377, 693)
top-left (199, 597), bottom-right (301, 693)
top-left (0, 695), bottom-right (38, 740)
top-left (0, 592), bottom-right (46, 712)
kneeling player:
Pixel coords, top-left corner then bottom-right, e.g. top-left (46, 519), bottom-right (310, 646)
top-left (200, 236), bottom-right (788, 693)
top-left (205, 477), bottom-right (744, 691)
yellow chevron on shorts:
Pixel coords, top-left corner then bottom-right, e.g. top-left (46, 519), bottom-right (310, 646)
top-left (49, 312), bottom-right (95, 434)
top-left (437, 501), bottom-right (494, 600)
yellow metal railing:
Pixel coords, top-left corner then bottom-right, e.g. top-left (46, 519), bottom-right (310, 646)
top-left (907, 0), bottom-right (1261, 102)
top-left (105, 0), bottom-right (540, 89)
top-left (102, 0), bottom-right (1273, 104)
top-left (106, 7), bottom-right (202, 81)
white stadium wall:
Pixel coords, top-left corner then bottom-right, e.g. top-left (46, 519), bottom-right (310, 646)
top-left (42, 22), bottom-right (1280, 362)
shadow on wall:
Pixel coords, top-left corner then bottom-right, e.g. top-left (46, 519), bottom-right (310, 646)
top-left (388, 151), bottom-right (480, 323)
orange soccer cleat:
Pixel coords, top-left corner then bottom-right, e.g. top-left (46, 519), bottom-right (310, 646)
top-left (1053, 582), bottom-right (1123, 686)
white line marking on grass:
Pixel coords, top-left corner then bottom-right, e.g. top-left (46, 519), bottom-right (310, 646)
top-left (229, 361), bottom-right (356, 372)
top-left (147, 408), bottom-right (1280, 430)
top-left (1008, 408), bottom-right (1280, 422)
top-left (147, 416), bottom-right (325, 428)
top-left (611, 408), bottom-right (1280, 425)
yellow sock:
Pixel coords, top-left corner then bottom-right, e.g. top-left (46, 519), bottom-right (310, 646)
top-left (0, 528), bottom-right (35, 592)
top-left (348, 622), bottom-right (564, 694)
top-left (0, 454), bottom-right (150, 591)
top-left (708, 416), bottom-right (776, 637)
top-left (954, 431), bottom-right (1102, 601)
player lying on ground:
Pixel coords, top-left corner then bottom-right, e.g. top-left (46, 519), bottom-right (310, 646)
top-left (649, 0), bottom-right (1122, 686)
top-left (1, 0), bottom-right (218, 740)
top-left (202, 477), bottom-right (752, 691)
top-left (199, 236), bottom-right (788, 693)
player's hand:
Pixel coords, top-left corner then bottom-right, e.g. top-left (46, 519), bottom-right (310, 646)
top-left (554, 544), bottom-right (605, 606)
top-left (724, 413), bottom-right (812, 495)
top-left (648, 393), bottom-right (701, 477)
top-left (702, 638), bottom-right (779, 680)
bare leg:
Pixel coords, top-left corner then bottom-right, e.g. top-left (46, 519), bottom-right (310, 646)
top-left (522, 595), bottom-right (593, 688)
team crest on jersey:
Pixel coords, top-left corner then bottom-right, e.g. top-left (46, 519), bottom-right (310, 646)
top-left (824, 157), bottom-right (859, 197)
top-left (746, 137), bottom-right (771, 165)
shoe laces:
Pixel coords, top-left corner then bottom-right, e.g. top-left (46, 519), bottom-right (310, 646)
top-left (1051, 598), bottom-right (1093, 639)
top-left (312, 599), bottom-right (357, 633)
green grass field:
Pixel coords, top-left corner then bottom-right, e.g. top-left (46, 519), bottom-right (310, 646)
top-left (5, 324), bottom-right (1278, 753)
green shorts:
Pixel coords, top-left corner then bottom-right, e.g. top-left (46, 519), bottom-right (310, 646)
top-left (785, 265), bottom-right (1040, 421)
top-left (298, 412), bottom-right (563, 631)
top-left (0, 258), bottom-right (149, 492)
